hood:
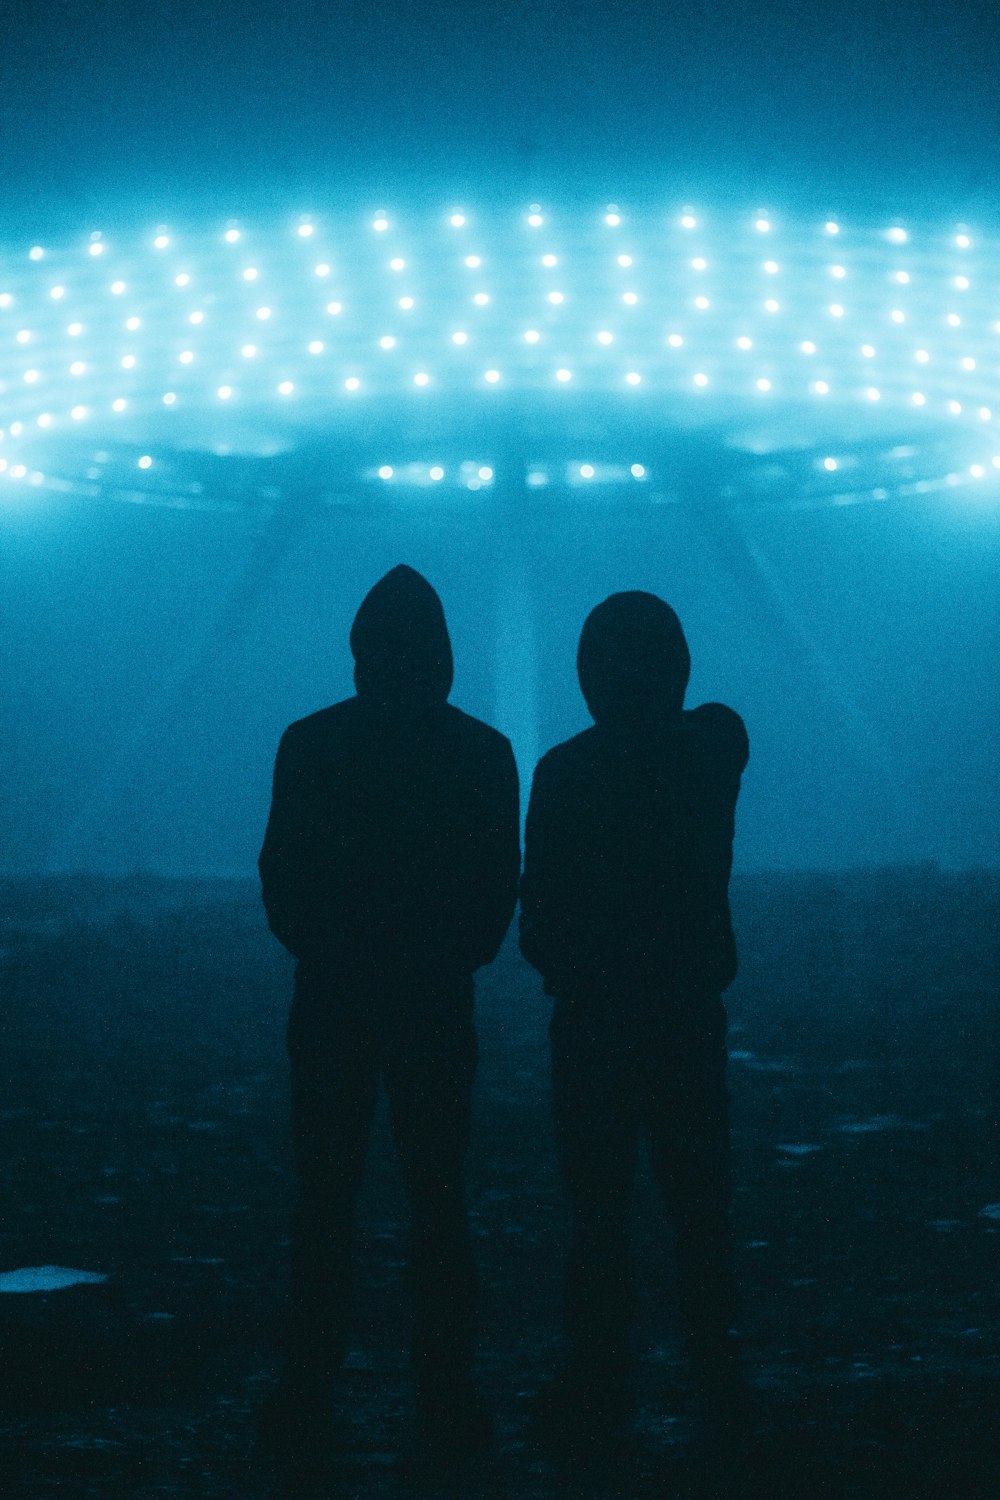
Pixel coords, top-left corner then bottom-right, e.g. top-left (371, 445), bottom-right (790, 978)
top-left (577, 591), bottom-right (690, 727)
top-left (350, 565), bottom-right (454, 712)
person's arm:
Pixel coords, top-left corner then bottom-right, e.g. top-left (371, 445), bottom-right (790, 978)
top-left (518, 753), bottom-right (569, 986)
top-left (468, 736), bottom-right (521, 969)
top-left (258, 724), bottom-right (324, 960)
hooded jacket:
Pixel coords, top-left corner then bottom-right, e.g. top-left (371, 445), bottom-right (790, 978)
top-left (259, 566), bottom-right (520, 984)
top-left (519, 592), bottom-right (749, 999)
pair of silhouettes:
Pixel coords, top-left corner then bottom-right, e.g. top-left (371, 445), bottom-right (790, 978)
top-left (258, 563), bottom-right (749, 1456)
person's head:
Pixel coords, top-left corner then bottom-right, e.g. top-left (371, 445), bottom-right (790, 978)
top-left (577, 591), bottom-right (690, 727)
top-left (350, 565), bottom-right (453, 712)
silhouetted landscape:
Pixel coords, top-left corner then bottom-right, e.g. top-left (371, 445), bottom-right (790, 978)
top-left (1, 865), bottom-right (997, 1496)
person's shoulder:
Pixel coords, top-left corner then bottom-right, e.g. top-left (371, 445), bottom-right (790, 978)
top-left (445, 704), bottom-right (515, 759)
top-left (534, 726), bottom-right (597, 778)
top-left (280, 698), bottom-right (358, 749)
top-left (684, 702), bottom-right (749, 769)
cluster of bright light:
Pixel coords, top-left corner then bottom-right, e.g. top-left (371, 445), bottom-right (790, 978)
top-left (0, 208), bottom-right (997, 451)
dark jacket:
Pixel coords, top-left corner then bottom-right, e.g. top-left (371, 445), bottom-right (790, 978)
top-left (259, 566), bottom-right (520, 984)
top-left (519, 592), bottom-right (748, 998)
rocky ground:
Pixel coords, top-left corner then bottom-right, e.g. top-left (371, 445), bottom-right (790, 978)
top-left (0, 868), bottom-right (997, 1497)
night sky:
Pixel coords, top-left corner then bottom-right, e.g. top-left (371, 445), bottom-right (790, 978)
top-left (2, 0), bottom-right (999, 875)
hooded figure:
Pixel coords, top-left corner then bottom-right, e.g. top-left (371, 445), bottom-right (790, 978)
top-left (258, 565), bottom-right (519, 1456)
top-left (518, 591), bottom-right (750, 1438)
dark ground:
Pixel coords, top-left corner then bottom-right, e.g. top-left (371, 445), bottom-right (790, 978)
top-left (0, 867), bottom-right (998, 1498)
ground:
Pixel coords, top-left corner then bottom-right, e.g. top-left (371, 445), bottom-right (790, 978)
top-left (0, 867), bottom-right (997, 1497)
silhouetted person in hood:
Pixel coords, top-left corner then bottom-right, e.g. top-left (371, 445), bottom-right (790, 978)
top-left (259, 565), bottom-right (520, 1457)
top-left (519, 591), bottom-right (749, 1438)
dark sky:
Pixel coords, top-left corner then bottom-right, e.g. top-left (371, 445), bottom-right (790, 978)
top-left (1, 1), bottom-right (998, 234)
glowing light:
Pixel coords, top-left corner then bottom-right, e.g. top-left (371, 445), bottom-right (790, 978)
top-left (993, 456), bottom-right (1000, 469)
top-left (37, 413), bottom-right (52, 428)
top-left (527, 212), bottom-right (544, 227)
top-left (756, 377), bottom-right (772, 392)
top-left (580, 465), bottom-right (595, 478)
top-left (71, 405), bottom-right (87, 420)
top-left (390, 257), bottom-right (405, 270)
top-left (112, 398), bottom-right (127, 412)
top-left (548, 291), bottom-right (564, 304)
top-left (380, 335), bottom-right (397, 349)
top-left (597, 330), bottom-right (614, 345)
top-left (694, 295), bottom-right (710, 310)
top-left (948, 400), bottom-right (962, 414)
top-left (174, 273), bottom-right (190, 288)
top-left (70, 360), bottom-right (86, 375)
top-left (866, 387), bottom-right (881, 401)
top-left (484, 369), bottom-right (501, 383)
top-left (523, 329), bottom-right (540, 343)
top-left (764, 299), bottom-right (780, 313)
top-left (693, 372), bottom-right (709, 387)
top-left (126, 316), bottom-right (141, 331)
top-left (891, 309), bottom-right (905, 323)
top-left (961, 356), bottom-right (976, 370)
top-left (617, 254), bottom-right (633, 267)
top-left (154, 234), bottom-right (169, 249)
top-left (110, 281), bottom-right (126, 295)
top-left (956, 233), bottom-right (971, 248)
top-left (464, 255), bottom-right (481, 268)
top-left (887, 227), bottom-right (908, 243)
top-left (971, 464), bottom-right (985, 478)
top-left (680, 213), bottom-right (697, 229)
top-left (953, 275), bottom-right (970, 290)
top-left (429, 466), bottom-right (444, 480)
top-left (345, 376), bottom-right (360, 391)
top-left (278, 380), bottom-right (294, 395)
top-left (631, 464), bottom-right (645, 478)
top-left (179, 350), bottom-right (194, 363)
top-left (861, 344), bottom-right (876, 358)
top-left (67, 322), bottom-right (83, 336)
top-left (308, 340), bottom-right (324, 354)
top-left (755, 218), bottom-right (770, 232)
top-left (830, 265), bottom-right (846, 279)
top-left (326, 301), bottom-right (342, 315)
top-left (413, 371), bottom-right (430, 386)
top-left (373, 215), bottom-right (389, 232)
top-left (800, 341), bottom-right (816, 354)
top-left (979, 407), bottom-right (992, 421)
top-left (121, 355), bottom-right (136, 369)
top-left (622, 292), bottom-right (639, 305)
top-left (478, 466), bottom-right (494, 479)
top-left (912, 392), bottom-right (926, 405)
top-left (297, 224), bottom-right (314, 238)
top-left (397, 296), bottom-right (414, 311)
top-left (605, 212), bottom-right (621, 226)
top-left (825, 222), bottom-right (840, 234)
top-left (29, 247), bottom-right (44, 260)
top-left (813, 380), bottom-right (830, 394)
top-left (823, 457), bottom-right (838, 471)
top-left (315, 264), bottom-right (330, 277)
top-left (138, 455), bottom-right (153, 469)
top-left (225, 229), bottom-right (240, 243)
top-left (241, 344), bottom-right (257, 358)
top-left (736, 336), bottom-right (752, 350)
top-left (10, 464), bottom-right (26, 477)
top-left (189, 311), bottom-right (204, 325)
top-left (894, 271), bottom-right (910, 284)
top-left (541, 254), bottom-right (558, 267)
top-left (450, 213), bottom-right (466, 228)
top-left (625, 371), bottom-right (641, 385)
top-left (915, 349), bottom-right (929, 362)
top-left (473, 293), bottom-right (490, 306)
top-left (242, 267), bottom-right (258, 281)
top-left (162, 392), bottom-right (176, 405)
top-left (50, 286), bottom-right (65, 300)
top-left (23, 369), bottom-right (39, 383)
top-left (947, 313), bottom-right (960, 327)
top-left (379, 465), bottom-right (393, 478)
top-left (667, 333), bottom-right (684, 347)
top-left (89, 243), bottom-right (104, 257)
top-left (763, 260), bottom-right (779, 274)
top-left (829, 303), bottom-right (845, 317)
top-left (15, 329), bottom-right (31, 344)
top-left (691, 257), bottom-right (707, 270)
top-left (555, 368), bottom-right (572, 382)
top-left (256, 306), bottom-right (271, 320)
top-left (218, 385), bottom-right (233, 399)
top-left (0, 293), bottom-right (11, 307)
top-left (450, 331), bottom-right (470, 347)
